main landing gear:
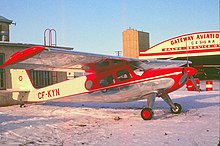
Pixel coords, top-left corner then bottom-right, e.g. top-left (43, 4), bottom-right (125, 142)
top-left (141, 93), bottom-right (182, 120)
top-left (141, 107), bottom-right (154, 120)
top-left (161, 94), bottom-right (182, 114)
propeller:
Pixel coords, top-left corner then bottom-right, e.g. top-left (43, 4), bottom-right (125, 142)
top-left (182, 41), bottom-right (200, 92)
top-left (180, 67), bottom-right (200, 92)
top-left (179, 72), bottom-right (188, 85)
top-left (189, 76), bottom-right (200, 91)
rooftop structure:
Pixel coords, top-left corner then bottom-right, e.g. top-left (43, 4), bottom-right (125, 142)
top-left (0, 16), bottom-right (13, 24)
top-left (0, 16), bottom-right (13, 42)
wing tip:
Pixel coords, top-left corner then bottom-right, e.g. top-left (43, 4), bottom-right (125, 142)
top-left (0, 46), bottom-right (45, 68)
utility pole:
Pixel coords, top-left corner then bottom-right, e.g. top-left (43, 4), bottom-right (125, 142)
top-left (115, 51), bottom-right (122, 56)
top-left (219, 0), bottom-right (220, 30)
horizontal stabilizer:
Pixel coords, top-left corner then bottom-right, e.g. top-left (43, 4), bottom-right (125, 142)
top-left (0, 89), bottom-right (30, 93)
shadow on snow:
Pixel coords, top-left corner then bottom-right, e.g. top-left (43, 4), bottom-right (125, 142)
top-left (43, 92), bottom-right (219, 111)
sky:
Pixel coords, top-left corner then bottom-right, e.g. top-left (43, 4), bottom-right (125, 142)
top-left (1, 0), bottom-right (219, 55)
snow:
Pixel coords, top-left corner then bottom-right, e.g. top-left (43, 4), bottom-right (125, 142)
top-left (0, 81), bottom-right (219, 146)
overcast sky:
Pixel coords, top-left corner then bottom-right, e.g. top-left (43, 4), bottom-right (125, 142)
top-left (1, 0), bottom-right (219, 55)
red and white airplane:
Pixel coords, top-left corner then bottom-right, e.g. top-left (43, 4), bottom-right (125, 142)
top-left (0, 46), bottom-right (199, 120)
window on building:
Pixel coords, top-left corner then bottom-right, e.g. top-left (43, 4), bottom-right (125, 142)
top-left (0, 54), bottom-right (5, 89)
top-left (29, 70), bottom-right (55, 88)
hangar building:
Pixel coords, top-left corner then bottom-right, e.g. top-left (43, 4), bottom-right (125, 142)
top-left (123, 29), bottom-right (220, 80)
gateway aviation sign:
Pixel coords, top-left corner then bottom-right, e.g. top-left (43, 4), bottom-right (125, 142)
top-left (139, 31), bottom-right (220, 59)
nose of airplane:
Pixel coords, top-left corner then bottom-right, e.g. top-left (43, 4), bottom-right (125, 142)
top-left (184, 67), bottom-right (197, 76)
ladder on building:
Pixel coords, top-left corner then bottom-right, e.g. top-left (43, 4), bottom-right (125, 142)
top-left (44, 28), bottom-right (57, 46)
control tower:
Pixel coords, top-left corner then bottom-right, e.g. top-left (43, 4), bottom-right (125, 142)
top-left (122, 28), bottom-right (150, 58)
top-left (0, 16), bottom-right (13, 42)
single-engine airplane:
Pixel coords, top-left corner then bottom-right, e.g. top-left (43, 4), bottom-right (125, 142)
top-left (0, 46), bottom-right (199, 120)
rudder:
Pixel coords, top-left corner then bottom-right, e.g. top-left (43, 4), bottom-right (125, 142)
top-left (10, 69), bottom-right (35, 91)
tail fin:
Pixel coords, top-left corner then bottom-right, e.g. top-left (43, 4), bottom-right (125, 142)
top-left (10, 69), bottom-right (35, 91)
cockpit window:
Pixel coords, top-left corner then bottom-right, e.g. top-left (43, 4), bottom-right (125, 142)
top-left (100, 75), bottom-right (115, 86)
top-left (112, 59), bottom-right (123, 64)
top-left (129, 61), bottom-right (145, 76)
top-left (96, 60), bottom-right (109, 67)
top-left (116, 69), bottom-right (131, 81)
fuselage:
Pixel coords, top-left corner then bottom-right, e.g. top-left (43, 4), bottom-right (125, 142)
top-left (0, 60), bottom-right (197, 106)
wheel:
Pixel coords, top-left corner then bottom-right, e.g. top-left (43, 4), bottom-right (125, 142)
top-left (170, 103), bottom-right (182, 114)
top-left (141, 108), bottom-right (153, 120)
top-left (20, 104), bottom-right (26, 108)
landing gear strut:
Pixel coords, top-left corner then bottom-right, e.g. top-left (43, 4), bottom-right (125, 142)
top-left (141, 92), bottom-right (156, 120)
top-left (170, 103), bottom-right (182, 114)
top-left (161, 94), bottom-right (182, 114)
top-left (19, 99), bottom-right (26, 108)
top-left (141, 93), bottom-right (182, 120)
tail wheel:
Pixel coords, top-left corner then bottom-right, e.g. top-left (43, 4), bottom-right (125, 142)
top-left (170, 103), bottom-right (182, 114)
top-left (141, 108), bottom-right (153, 120)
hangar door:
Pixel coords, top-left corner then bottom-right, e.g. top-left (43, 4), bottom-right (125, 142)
top-left (0, 54), bottom-right (5, 89)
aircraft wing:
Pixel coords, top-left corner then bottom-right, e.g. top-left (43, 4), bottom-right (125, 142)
top-left (0, 46), bottom-right (138, 71)
top-left (142, 60), bottom-right (191, 69)
top-left (0, 46), bottom-right (188, 71)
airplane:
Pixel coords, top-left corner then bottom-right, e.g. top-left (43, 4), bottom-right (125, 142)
top-left (0, 46), bottom-right (199, 120)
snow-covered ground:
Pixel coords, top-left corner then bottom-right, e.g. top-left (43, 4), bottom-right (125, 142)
top-left (0, 81), bottom-right (219, 146)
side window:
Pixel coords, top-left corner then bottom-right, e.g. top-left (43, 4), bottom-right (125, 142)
top-left (0, 54), bottom-right (5, 89)
top-left (112, 59), bottom-right (123, 64)
top-left (116, 69), bottom-right (131, 82)
top-left (100, 75), bottom-right (115, 87)
top-left (129, 61), bottom-right (144, 76)
top-left (96, 60), bottom-right (109, 67)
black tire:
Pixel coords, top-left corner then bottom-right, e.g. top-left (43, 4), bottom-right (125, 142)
top-left (141, 108), bottom-right (153, 120)
top-left (20, 104), bottom-right (26, 108)
top-left (170, 103), bottom-right (182, 114)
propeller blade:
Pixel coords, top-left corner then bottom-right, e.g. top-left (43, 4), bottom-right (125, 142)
top-left (189, 76), bottom-right (200, 92)
top-left (179, 72), bottom-right (188, 85)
